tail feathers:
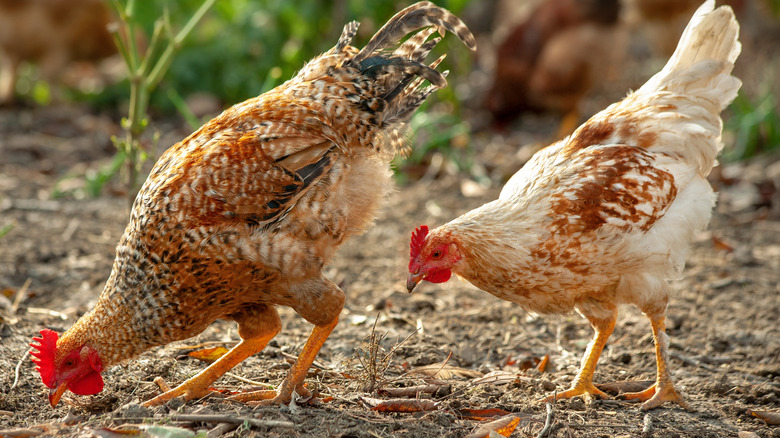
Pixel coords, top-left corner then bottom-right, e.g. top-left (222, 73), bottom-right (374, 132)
top-left (630, 0), bottom-right (741, 175)
top-left (639, 0), bottom-right (741, 107)
top-left (351, 1), bottom-right (476, 66)
top-left (346, 2), bottom-right (475, 155)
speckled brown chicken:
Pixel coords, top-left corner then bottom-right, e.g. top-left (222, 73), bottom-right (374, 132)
top-left (30, 2), bottom-right (475, 408)
top-left (409, 1), bottom-right (740, 410)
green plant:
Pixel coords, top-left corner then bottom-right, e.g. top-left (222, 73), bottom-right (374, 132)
top-left (392, 109), bottom-right (474, 184)
top-left (0, 223), bottom-right (13, 239)
top-left (109, 0), bottom-right (216, 207)
top-left (81, 0), bottom-right (473, 198)
top-left (724, 88), bottom-right (780, 162)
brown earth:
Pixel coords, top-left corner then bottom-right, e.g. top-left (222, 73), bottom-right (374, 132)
top-left (0, 99), bottom-right (778, 438)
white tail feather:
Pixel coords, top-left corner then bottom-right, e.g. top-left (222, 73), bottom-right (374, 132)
top-left (633, 0), bottom-right (742, 175)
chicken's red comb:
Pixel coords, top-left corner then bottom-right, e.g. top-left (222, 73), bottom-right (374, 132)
top-left (410, 225), bottom-right (429, 259)
top-left (30, 329), bottom-right (59, 389)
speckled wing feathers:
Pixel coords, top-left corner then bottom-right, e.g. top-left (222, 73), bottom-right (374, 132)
top-left (50, 2), bottom-right (476, 372)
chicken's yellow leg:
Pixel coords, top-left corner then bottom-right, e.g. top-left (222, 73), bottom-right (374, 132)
top-left (142, 304), bottom-right (281, 407)
top-left (540, 309), bottom-right (616, 404)
top-left (229, 317), bottom-right (339, 405)
top-left (142, 333), bottom-right (277, 407)
top-left (621, 312), bottom-right (691, 410)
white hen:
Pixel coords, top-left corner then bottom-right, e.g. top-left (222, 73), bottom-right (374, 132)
top-left (407, 0), bottom-right (741, 410)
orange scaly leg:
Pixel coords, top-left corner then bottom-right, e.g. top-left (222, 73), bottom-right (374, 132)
top-left (142, 332), bottom-right (276, 407)
top-left (621, 313), bottom-right (691, 410)
top-left (540, 309), bottom-right (617, 404)
top-left (229, 317), bottom-right (339, 406)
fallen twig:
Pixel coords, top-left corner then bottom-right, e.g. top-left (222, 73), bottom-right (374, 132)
top-left (537, 403), bottom-right (554, 438)
top-left (378, 383), bottom-right (451, 398)
top-left (0, 428), bottom-right (44, 437)
top-left (10, 350), bottom-right (30, 391)
top-left (26, 307), bottom-right (69, 320)
top-left (670, 352), bottom-right (719, 373)
top-left (152, 376), bottom-right (172, 392)
top-left (118, 414), bottom-right (295, 429)
top-left (207, 422), bottom-right (238, 438)
top-left (62, 218), bottom-right (80, 242)
top-left (224, 371), bottom-right (271, 387)
top-left (642, 413), bottom-right (653, 437)
top-left (361, 396), bottom-right (439, 413)
top-left (11, 278), bottom-right (31, 313)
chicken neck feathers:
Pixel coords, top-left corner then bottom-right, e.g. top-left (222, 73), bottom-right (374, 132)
top-left (54, 3), bottom-right (475, 367)
top-left (441, 0), bottom-right (740, 314)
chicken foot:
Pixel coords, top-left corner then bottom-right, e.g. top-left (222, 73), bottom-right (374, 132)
top-left (540, 307), bottom-right (617, 404)
top-left (620, 311), bottom-right (691, 410)
top-left (229, 276), bottom-right (344, 405)
top-left (142, 305), bottom-right (282, 407)
top-left (228, 317), bottom-right (339, 405)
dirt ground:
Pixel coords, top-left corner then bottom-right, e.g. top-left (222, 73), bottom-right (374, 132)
top-left (1, 21), bottom-right (780, 437)
top-left (1, 98), bottom-right (778, 438)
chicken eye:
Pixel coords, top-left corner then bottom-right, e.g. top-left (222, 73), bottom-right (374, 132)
top-left (64, 359), bottom-right (74, 367)
top-left (432, 250), bottom-right (442, 259)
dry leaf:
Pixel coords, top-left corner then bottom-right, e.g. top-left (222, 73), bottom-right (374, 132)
top-left (188, 346), bottom-right (229, 363)
top-left (748, 410), bottom-right (780, 425)
top-left (597, 380), bottom-right (655, 396)
top-left (464, 415), bottom-right (523, 438)
top-left (379, 383), bottom-right (451, 398)
top-left (536, 354), bottom-right (549, 373)
top-left (455, 408), bottom-right (512, 420)
top-left (737, 432), bottom-right (760, 438)
top-left (712, 235), bottom-right (735, 252)
top-left (408, 363), bottom-right (483, 380)
top-left (362, 397), bottom-right (439, 413)
top-left (471, 370), bottom-right (532, 386)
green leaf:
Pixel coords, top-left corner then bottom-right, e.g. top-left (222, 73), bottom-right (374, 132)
top-left (0, 223), bottom-right (13, 239)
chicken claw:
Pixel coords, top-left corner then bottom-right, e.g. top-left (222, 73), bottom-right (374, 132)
top-left (227, 319), bottom-right (338, 405)
top-left (619, 313), bottom-right (692, 411)
top-left (539, 380), bottom-right (610, 405)
top-left (621, 382), bottom-right (691, 411)
top-left (142, 332), bottom-right (277, 407)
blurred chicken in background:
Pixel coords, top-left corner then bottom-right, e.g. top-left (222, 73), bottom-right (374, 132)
top-left (622, 0), bottom-right (702, 58)
top-left (0, 0), bottom-right (116, 104)
top-left (483, 0), bottom-right (626, 138)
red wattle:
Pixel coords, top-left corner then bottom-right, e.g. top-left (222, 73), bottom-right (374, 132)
top-left (68, 372), bottom-right (104, 396)
top-left (426, 269), bottom-right (451, 283)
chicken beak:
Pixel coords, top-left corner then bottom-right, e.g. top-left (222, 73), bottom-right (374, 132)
top-left (406, 272), bottom-right (423, 293)
top-left (49, 382), bottom-right (68, 407)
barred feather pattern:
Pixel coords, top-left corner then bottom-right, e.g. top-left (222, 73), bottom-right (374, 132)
top-left (49, 2), bottom-right (475, 369)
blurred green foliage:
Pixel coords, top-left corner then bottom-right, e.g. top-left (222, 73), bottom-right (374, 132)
top-left (0, 223), bottom-right (12, 239)
top-left (131, 0), bottom-right (472, 111)
top-left (114, 0), bottom-right (476, 182)
top-left (724, 88), bottom-right (780, 162)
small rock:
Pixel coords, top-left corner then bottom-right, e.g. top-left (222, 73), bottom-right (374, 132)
top-left (568, 399), bottom-right (586, 411)
top-left (165, 395), bottom-right (187, 411)
top-left (120, 402), bottom-right (151, 418)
